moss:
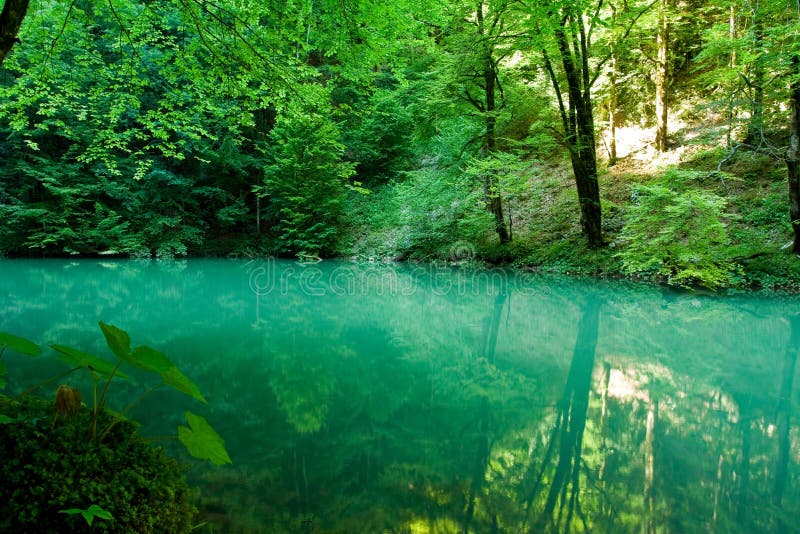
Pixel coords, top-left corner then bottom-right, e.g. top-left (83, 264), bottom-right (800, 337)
top-left (0, 395), bottom-right (197, 533)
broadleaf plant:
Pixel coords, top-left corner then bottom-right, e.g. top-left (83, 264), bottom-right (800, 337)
top-left (178, 411), bottom-right (233, 466)
top-left (5, 323), bottom-right (227, 466)
top-left (0, 332), bottom-right (43, 357)
top-left (59, 504), bottom-right (114, 527)
top-left (0, 332), bottom-right (42, 390)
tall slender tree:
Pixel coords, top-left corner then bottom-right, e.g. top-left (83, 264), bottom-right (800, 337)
top-left (654, 0), bottom-right (669, 151)
top-left (525, 0), bottom-right (606, 247)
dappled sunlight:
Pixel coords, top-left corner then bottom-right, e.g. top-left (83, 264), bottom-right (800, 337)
top-left (606, 367), bottom-right (651, 401)
top-left (597, 359), bottom-right (675, 402)
top-left (602, 124), bottom-right (697, 172)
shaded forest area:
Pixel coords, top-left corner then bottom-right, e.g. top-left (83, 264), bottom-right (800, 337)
top-left (1, 0), bottom-right (799, 289)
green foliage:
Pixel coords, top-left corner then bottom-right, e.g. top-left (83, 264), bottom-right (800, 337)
top-left (51, 345), bottom-right (130, 380)
top-left (339, 86), bottom-right (416, 183)
top-left (395, 166), bottom-right (494, 259)
top-left (463, 151), bottom-right (529, 208)
top-left (738, 183), bottom-right (791, 229)
top-left (177, 411), bottom-right (233, 466)
top-left (259, 110), bottom-right (355, 256)
top-left (0, 332), bottom-right (42, 389)
top-left (0, 321), bottom-right (235, 530)
top-left (0, 395), bottom-right (195, 532)
top-left (14, 322), bottom-right (225, 465)
top-left (59, 504), bottom-right (114, 527)
top-left (618, 185), bottom-right (739, 289)
top-left (0, 332), bottom-right (42, 357)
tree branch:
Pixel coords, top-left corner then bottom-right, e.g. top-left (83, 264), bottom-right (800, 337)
top-left (590, 0), bottom-right (658, 88)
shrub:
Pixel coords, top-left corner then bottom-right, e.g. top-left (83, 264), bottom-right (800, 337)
top-left (618, 185), bottom-right (739, 289)
top-left (259, 112), bottom-right (354, 256)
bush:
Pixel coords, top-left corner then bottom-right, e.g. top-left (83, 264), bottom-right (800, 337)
top-left (394, 166), bottom-right (494, 259)
top-left (0, 396), bottom-right (196, 533)
top-left (618, 185), bottom-right (739, 289)
top-left (259, 112), bottom-right (354, 256)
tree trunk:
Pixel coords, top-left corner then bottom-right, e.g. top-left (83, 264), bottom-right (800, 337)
top-left (788, 55), bottom-right (800, 254)
top-left (484, 57), bottom-right (510, 244)
top-left (654, 0), bottom-right (669, 152)
top-left (642, 401), bottom-right (657, 534)
top-left (477, 2), bottom-right (510, 245)
top-left (609, 51), bottom-right (618, 165)
top-left (570, 141), bottom-right (603, 248)
top-left (0, 0), bottom-right (30, 66)
top-left (729, 5), bottom-right (736, 67)
top-left (774, 314), bottom-right (800, 506)
top-left (745, 5), bottom-right (764, 145)
top-left (608, 4), bottom-right (619, 165)
top-left (552, 18), bottom-right (604, 248)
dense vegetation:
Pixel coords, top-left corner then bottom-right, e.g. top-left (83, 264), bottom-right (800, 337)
top-left (0, 395), bottom-right (196, 532)
top-left (1, 0), bottom-right (799, 289)
top-left (0, 324), bottom-right (231, 531)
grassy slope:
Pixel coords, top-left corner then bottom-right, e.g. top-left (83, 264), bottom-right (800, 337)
top-left (341, 117), bottom-right (800, 291)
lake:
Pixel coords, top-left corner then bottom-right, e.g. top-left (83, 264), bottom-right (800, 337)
top-left (1, 258), bottom-right (799, 533)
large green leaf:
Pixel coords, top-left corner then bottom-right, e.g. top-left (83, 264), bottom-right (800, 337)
top-left (162, 365), bottom-right (207, 404)
top-left (98, 322), bottom-right (131, 360)
top-left (128, 346), bottom-right (174, 374)
top-left (0, 414), bottom-right (15, 424)
top-left (127, 346), bottom-right (206, 403)
top-left (0, 361), bottom-right (6, 389)
top-left (177, 411), bottom-right (232, 466)
top-left (0, 332), bottom-right (42, 356)
top-left (50, 345), bottom-right (129, 380)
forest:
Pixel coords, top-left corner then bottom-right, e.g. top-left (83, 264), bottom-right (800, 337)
top-left (0, 0), bottom-right (799, 290)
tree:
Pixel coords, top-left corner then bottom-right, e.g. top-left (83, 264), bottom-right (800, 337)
top-left (0, 0), bottom-right (29, 65)
top-left (435, 0), bottom-right (519, 244)
top-left (654, 0), bottom-right (669, 151)
top-left (258, 107), bottom-right (354, 256)
top-left (788, 52), bottom-right (800, 253)
top-left (700, 0), bottom-right (800, 253)
top-left (524, 0), bottom-right (607, 247)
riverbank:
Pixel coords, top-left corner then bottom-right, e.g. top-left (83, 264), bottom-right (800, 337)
top-left (3, 128), bottom-right (799, 292)
top-left (339, 124), bottom-right (800, 292)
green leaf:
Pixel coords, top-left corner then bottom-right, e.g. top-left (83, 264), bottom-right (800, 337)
top-left (98, 322), bottom-right (131, 360)
top-left (86, 504), bottom-right (114, 521)
top-left (129, 345), bottom-right (173, 374)
top-left (178, 411), bottom-right (232, 466)
top-left (127, 346), bottom-right (206, 403)
top-left (51, 345), bottom-right (129, 380)
top-left (0, 332), bottom-right (42, 356)
top-left (162, 365), bottom-right (207, 404)
top-left (59, 504), bottom-right (113, 526)
top-left (59, 508), bottom-right (83, 515)
top-left (0, 414), bottom-right (16, 424)
top-left (0, 361), bottom-right (6, 389)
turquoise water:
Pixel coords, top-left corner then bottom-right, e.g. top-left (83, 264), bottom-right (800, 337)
top-left (1, 258), bottom-right (799, 533)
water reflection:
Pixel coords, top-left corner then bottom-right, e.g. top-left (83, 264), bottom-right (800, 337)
top-left (523, 296), bottom-right (601, 533)
top-left (1, 259), bottom-right (799, 532)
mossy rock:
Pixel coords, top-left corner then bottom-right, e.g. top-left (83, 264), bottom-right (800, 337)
top-left (0, 395), bottom-right (196, 533)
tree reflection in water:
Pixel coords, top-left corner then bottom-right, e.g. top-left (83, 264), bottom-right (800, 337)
top-left (1, 260), bottom-right (799, 532)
